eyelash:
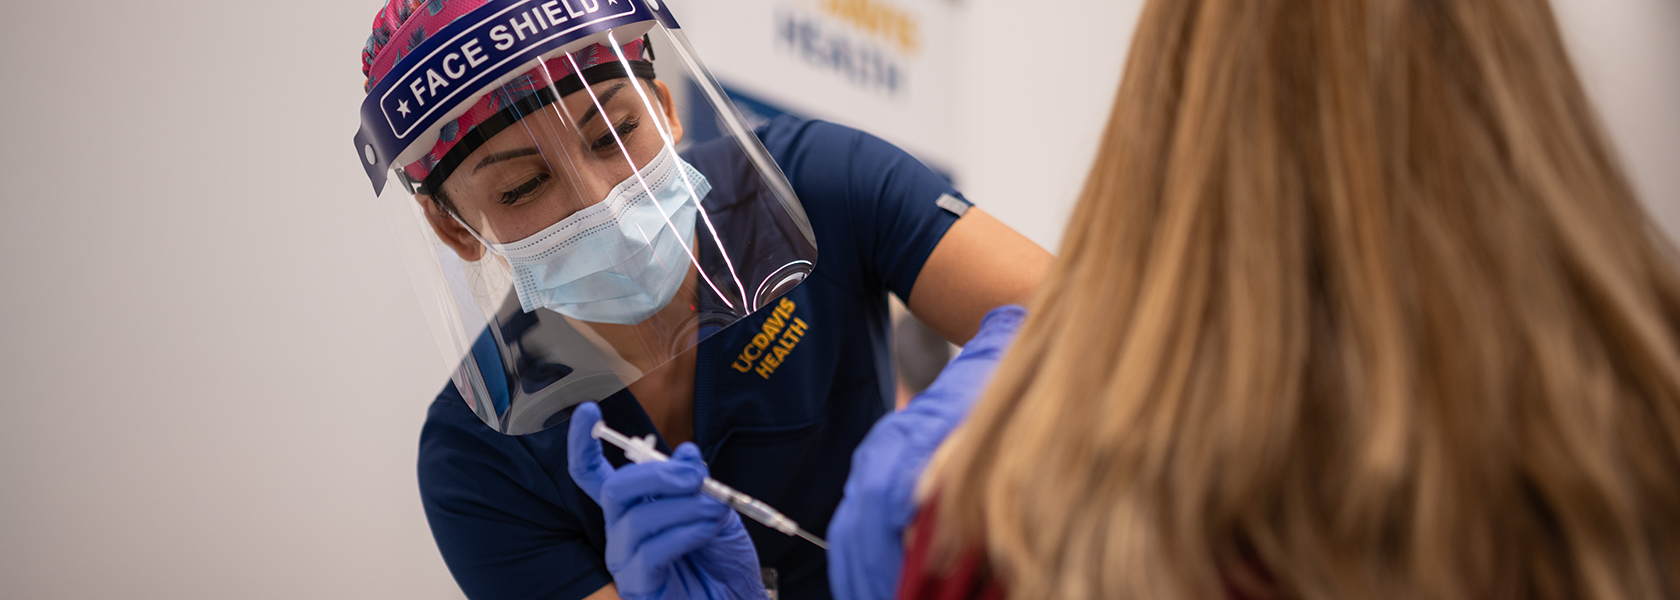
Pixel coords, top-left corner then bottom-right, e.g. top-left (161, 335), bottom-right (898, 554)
top-left (497, 117), bottom-right (642, 205)
top-left (500, 173), bottom-right (551, 205)
top-left (590, 116), bottom-right (641, 152)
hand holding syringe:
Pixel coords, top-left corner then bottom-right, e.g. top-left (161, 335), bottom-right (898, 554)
top-left (591, 421), bottom-right (830, 550)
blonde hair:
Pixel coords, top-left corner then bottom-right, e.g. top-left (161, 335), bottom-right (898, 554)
top-left (929, 1), bottom-right (1680, 599)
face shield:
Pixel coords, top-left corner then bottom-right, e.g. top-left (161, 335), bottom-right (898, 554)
top-left (354, 0), bottom-right (817, 435)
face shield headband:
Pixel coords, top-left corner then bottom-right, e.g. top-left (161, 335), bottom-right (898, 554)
top-left (353, 0), bottom-right (683, 195)
top-left (404, 54), bottom-right (657, 197)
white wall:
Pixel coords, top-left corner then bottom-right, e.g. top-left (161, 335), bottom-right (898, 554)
top-left (957, 0), bottom-right (1680, 252)
top-left (0, 1), bottom-right (1675, 599)
top-left (954, 1), bottom-right (1144, 251)
top-left (1550, 0), bottom-right (1680, 238)
top-left (0, 1), bottom-right (464, 598)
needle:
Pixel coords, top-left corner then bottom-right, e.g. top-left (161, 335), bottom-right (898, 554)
top-left (592, 421), bottom-right (830, 550)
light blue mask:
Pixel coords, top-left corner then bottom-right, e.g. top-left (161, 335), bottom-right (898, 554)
top-left (479, 147), bottom-right (710, 325)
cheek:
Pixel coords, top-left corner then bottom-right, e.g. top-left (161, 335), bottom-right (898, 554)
top-left (609, 133), bottom-right (666, 183)
top-left (474, 147), bottom-right (658, 241)
top-left (491, 171), bottom-right (622, 240)
top-left (471, 200), bottom-right (564, 244)
top-left (584, 155), bottom-right (639, 198)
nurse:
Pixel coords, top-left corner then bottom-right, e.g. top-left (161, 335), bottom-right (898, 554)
top-left (349, 1), bottom-right (1048, 599)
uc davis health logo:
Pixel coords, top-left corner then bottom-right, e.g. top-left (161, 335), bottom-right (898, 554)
top-left (731, 297), bottom-right (809, 380)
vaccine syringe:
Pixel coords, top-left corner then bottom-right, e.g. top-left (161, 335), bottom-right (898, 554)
top-left (591, 421), bottom-right (829, 550)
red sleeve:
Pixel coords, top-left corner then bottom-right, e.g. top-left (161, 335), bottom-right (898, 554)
top-left (896, 502), bottom-right (1007, 600)
top-left (898, 499), bottom-right (1272, 600)
top-left (898, 502), bottom-right (1277, 600)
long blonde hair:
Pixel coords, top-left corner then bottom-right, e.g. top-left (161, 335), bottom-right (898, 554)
top-left (929, 1), bottom-right (1680, 598)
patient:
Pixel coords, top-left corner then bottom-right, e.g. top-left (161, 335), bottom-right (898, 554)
top-left (866, 0), bottom-right (1680, 598)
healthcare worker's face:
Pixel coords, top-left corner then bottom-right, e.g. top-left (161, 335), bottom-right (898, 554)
top-left (435, 78), bottom-right (685, 247)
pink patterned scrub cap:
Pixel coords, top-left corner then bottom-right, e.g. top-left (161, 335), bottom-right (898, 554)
top-left (361, 0), bottom-right (652, 193)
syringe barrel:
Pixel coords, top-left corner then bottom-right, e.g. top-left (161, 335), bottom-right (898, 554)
top-left (702, 479), bottom-right (798, 535)
top-left (594, 421), bottom-right (804, 537)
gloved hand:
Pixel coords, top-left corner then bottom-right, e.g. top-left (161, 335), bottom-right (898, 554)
top-left (826, 305), bottom-right (1028, 600)
top-left (568, 403), bottom-right (765, 600)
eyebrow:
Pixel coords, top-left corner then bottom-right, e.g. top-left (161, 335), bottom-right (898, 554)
top-left (577, 82), bottom-right (630, 129)
top-left (472, 147), bottom-right (544, 173)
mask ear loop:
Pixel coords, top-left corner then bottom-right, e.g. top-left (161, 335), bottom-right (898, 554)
top-left (448, 210), bottom-right (497, 252)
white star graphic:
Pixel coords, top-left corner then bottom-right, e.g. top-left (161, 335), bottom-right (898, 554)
top-left (396, 100), bottom-right (412, 117)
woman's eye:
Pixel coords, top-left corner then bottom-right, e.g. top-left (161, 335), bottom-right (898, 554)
top-left (499, 173), bottom-right (550, 205)
top-left (589, 117), bottom-right (641, 152)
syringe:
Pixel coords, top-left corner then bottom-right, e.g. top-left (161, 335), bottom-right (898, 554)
top-left (591, 421), bottom-right (829, 550)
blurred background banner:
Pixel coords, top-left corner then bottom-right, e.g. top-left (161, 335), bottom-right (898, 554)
top-left (1, 0), bottom-right (1676, 599)
top-left (678, 0), bottom-right (964, 174)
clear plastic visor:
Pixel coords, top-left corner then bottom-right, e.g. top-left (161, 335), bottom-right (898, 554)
top-left (438, 68), bottom-right (685, 245)
top-left (377, 23), bottom-right (817, 435)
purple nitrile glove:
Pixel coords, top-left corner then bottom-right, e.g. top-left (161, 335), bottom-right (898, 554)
top-left (568, 403), bottom-right (766, 600)
top-left (827, 305), bottom-right (1027, 600)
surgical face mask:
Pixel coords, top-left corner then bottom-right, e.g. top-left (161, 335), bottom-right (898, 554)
top-left (464, 146), bottom-right (711, 325)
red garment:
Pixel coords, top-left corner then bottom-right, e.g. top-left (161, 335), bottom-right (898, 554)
top-left (895, 503), bottom-right (1006, 600)
top-left (894, 503), bottom-right (1275, 600)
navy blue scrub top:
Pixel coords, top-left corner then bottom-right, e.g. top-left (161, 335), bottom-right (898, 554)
top-left (418, 116), bottom-right (970, 600)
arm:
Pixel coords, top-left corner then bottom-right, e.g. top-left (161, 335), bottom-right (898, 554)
top-left (907, 208), bottom-right (1051, 344)
top-left (753, 118), bottom-right (1049, 346)
top-left (827, 306), bottom-right (1028, 600)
